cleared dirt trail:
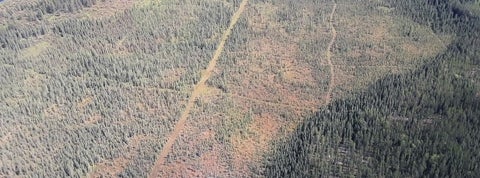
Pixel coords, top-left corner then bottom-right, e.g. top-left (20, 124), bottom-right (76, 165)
top-left (148, 0), bottom-right (249, 177)
top-left (324, 2), bottom-right (337, 104)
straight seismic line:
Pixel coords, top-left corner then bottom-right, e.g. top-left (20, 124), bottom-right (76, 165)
top-left (147, 0), bottom-right (249, 177)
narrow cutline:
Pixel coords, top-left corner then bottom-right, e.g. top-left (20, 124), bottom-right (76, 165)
top-left (147, 1), bottom-right (250, 177)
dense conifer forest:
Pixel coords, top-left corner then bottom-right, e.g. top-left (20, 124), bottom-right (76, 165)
top-left (0, 0), bottom-right (478, 177)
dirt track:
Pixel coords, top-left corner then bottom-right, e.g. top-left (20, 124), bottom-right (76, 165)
top-left (324, 2), bottom-right (337, 104)
top-left (148, 0), bottom-right (249, 177)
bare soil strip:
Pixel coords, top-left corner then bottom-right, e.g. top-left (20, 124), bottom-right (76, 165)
top-left (324, 2), bottom-right (337, 104)
top-left (148, 0), bottom-right (249, 177)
